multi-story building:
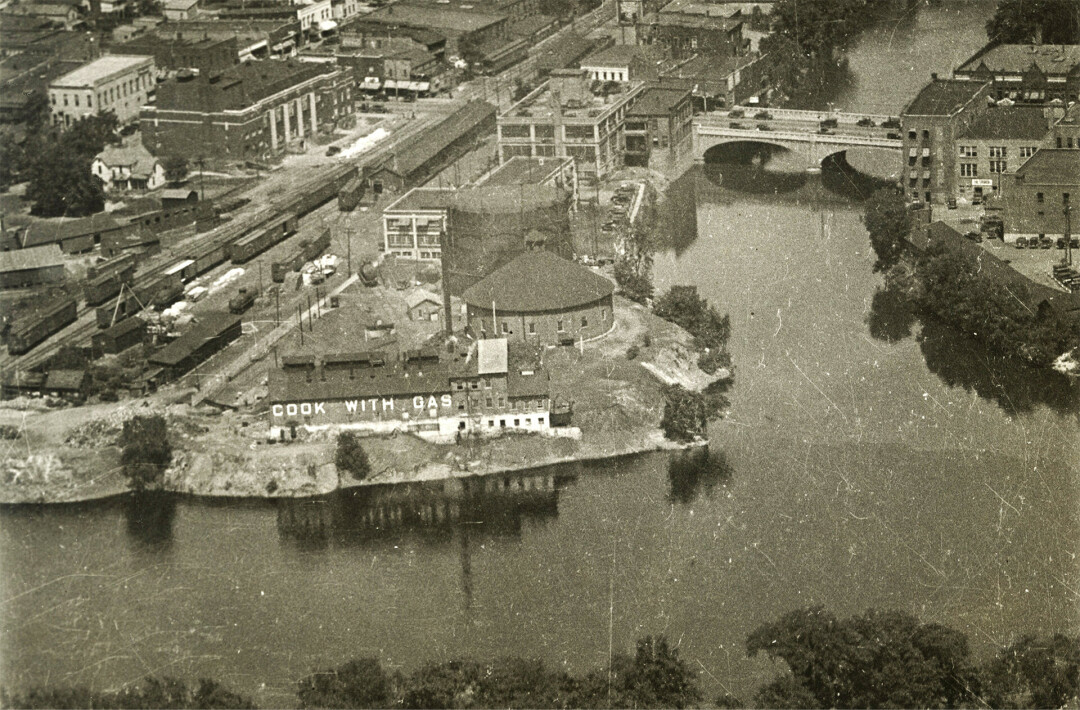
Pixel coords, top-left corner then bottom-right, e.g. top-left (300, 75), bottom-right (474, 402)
top-left (1045, 102), bottom-right (1080, 150)
top-left (91, 142), bottom-right (165, 192)
top-left (497, 69), bottom-right (645, 183)
top-left (49, 55), bottom-right (155, 127)
top-left (476, 155), bottom-right (577, 202)
top-left (954, 43), bottom-right (1080, 105)
top-left (997, 149), bottom-right (1080, 243)
top-left (580, 44), bottom-right (669, 83)
top-left (109, 35), bottom-right (238, 74)
top-left (152, 19), bottom-right (303, 61)
top-left (382, 187), bottom-right (455, 261)
top-left (953, 105), bottom-right (1050, 204)
top-left (140, 59), bottom-right (353, 161)
top-left (362, 2), bottom-right (509, 55)
top-left (639, 0), bottom-right (747, 59)
top-left (656, 52), bottom-right (767, 109)
top-left (900, 76), bottom-right (991, 205)
top-left (623, 85), bottom-right (692, 167)
top-left (266, 338), bottom-right (555, 441)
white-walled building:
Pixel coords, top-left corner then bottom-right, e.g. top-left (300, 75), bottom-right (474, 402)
top-left (49, 55), bottom-right (155, 127)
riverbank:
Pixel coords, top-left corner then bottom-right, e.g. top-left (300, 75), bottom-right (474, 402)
top-left (0, 297), bottom-right (727, 505)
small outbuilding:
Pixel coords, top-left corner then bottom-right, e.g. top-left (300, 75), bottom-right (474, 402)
top-left (0, 245), bottom-right (66, 289)
top-left (405, 288), bottom-right (441, 321)
top-left (462, 250), bottom-right (615, 345)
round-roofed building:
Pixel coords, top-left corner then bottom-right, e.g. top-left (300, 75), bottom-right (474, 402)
top-left (461, 250), bottom-right (615, 345)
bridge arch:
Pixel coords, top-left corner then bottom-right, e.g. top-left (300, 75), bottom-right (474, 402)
top-left (702, 138), bottom-right (795, 163)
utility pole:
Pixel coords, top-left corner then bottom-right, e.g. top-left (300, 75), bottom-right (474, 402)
top-left (1065, 203), bottom-right (1073, 267)
top-left (298, 304), bottom-right (304, 345)
top-left (275, 289), bottom-right (280, 325)
top-left (196, 156), bottom-right (206, 202)
top-left (347, 226), bottom-right (353, 276)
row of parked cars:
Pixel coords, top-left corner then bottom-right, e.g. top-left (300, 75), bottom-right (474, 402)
top-left (601, 183), bottom-right (638, 233)
top-left (1015, 235), bottom-right (1080, 249)
top-left (726, 108), bottom-right (902, 136)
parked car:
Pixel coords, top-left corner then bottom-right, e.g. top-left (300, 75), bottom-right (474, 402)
top-left (1015, 237), bottom-right (1028, 248)
top-left (729, 122), bottom-right (745, 129)
top-left (818, 127), bottom-right (835, 134)
top-left (1040, 236), bottom-right (1054, 249)
top-left (728, 109), bottom-right (745, 118)
top-left (882, 117), bottom-right (901, 129)
top-left (325, 145), bottom-right (341, 156)
top-left (819, 118), bottom-right (838, 128)
top-left (754, 111), bottom-right (772, 120)
top-left (886, 131), bottom-right (902, 139)
top-left (756, 123), bottom-right (773, 131)
top-left (856, 117), bottom-right (875, 127)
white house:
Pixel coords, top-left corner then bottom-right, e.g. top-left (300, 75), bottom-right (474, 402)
top-left (162, 0), bottom-right (199, 20)
top-left (92, 143), bottom-right (165, 192)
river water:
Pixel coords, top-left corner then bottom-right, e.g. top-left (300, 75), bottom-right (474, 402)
top-left (2, 2), bottom-right (1078, 706)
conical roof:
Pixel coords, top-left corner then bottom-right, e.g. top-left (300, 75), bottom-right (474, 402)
top-left (461, 250), bottom-right (614, 312)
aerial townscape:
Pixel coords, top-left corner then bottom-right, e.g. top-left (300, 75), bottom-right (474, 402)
top-left (0, 0), bottom-right (1078, 707)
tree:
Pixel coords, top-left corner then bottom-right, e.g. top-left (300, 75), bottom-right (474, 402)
top-left (747, 607), bottom-right (982, 709)
top-left (297, 658), bottom-right (391, 709)
top-left (334, 431), bottom-right (371, 480)
top-left (659, 384), bottom-right (710, 443)
top-left (614, 256), bottom-right (654, 304)
top-left (979, 634), bottom-right (1080, 709)
top-left (769, 0), bottom-right (873, 60)
top-left (759, 33), bottom-right (810, 103)
top-left (653, 286), bottom-right (731, 353)
top-left (24, 112), bottom-right (119, 217)
top-left (163, 155), bottom-right (189, 184)
top-left (119, 414), bottom-right (172, 490)
top-left (986, 0), bottom-right (1080, 44)
top-left (1, 677), bottom-right (256, 709)
top-left (863, 188), bottom-right (910, 272)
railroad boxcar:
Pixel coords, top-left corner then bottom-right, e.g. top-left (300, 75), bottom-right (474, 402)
top-left (271, 248), bottom-right (305, 283)
top-left (96, 291), bottom-right (141, 328)
top-left (86, 253), bottom-right (136, 282)
top-left (6, 297), bottom-right (78, 355)
top-left (136, 272), bottom-right (184, 309)
top-left (338, 176), bottom-right (364, 211)
top-left (84, 264), bottom-right (135, 306)
top-left (229, 213), bottom-right (298, 264)
top-left (304, 229), bottom-right (332, 262)
top-left (188, 237), bottom-right (231, 277)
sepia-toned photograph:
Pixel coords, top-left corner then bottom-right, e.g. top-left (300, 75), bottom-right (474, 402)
top-left (0, 0), bottom-right (1077, 707)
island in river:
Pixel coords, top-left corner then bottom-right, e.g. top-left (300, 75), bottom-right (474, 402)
top-left (0, 295), bottom-right (729, 505)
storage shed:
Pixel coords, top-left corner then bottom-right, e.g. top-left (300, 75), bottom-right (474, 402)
top-left (92, 317), bottom-right (147, 357)
top-left (0, 245), bottom-right (66, 289)
top-left (148, 312), bottom-right (242, 381)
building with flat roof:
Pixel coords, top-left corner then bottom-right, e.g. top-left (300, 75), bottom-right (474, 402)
top-left (478, 155), bottom-right (577, 199)
top-left (266, 338), bottom-right (555, 441)
top-left (656, 52), bottom-right (766, 108)
top-left (0, 55), bottom-right (83, 123)
top-left (900, 76), bottom-right (992, 205)
top-left (954, 43), bottom-right (1080, 105)
top-left (952, 105), bottom-right (1052, 202)
top-left (997, 149), bottom-right (1080, 243)
top-left (151, 19), bottom-right (303, 61)
top-left (580, 44), bottom-right (669, 83)
top-left (462, 250), bottom-right (614, 345)
top-left (49, 54), bottom-right (155, 126)
top-left (640, 1), bottom-right (747, 59)
top-left (108, 35), bottom-right (238, 74)
top-left (0, 244), bottom-right (65, 289)
top-left (363, 2), bottom-right (508, 52)
top-left (497, 70), bottom-right (646, 183)
top-left (140, 59), bottom-right (354, 162)
top-left (623, 85), bottom-right (692, 167)
top-left (382, 187), bottom-right (456, 261)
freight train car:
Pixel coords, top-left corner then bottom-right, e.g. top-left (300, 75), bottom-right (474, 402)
top-left (338, 176), bottom-right (364, 211)
top-left (270, 250), bottom-right (305, 283)
top-left (228, 213), bottom-right (299, 264)
top-left (84, 262), bottom-right (136, 306)
top-left (95, 272), bottom-right (183, 328)
top-left (86, 253), bottom-right (136, 282)
top-left (6, 297), bottom-right (78, 355)
top-left (273, 164), bottom-right (358, 219)
top-left (187, 234), bottom-right (233, 277)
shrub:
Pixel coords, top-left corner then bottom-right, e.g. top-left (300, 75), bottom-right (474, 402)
top-left (626, 345), bottom-right (640, 360)
top-left (659, 385), bottom-right (709, 443)
top-left (335, 430), bottom-right (371, 480)
top-left (119, 415), bottom-right (172, 490)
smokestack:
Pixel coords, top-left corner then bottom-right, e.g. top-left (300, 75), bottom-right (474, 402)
top-left (440, 228), bottom-right (453, 336)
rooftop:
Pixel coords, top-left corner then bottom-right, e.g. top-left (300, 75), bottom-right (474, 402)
top-left (1014, 148), bottom-right (1080, 184)
top-left (959, 105), bottom-right (1051, 140)
top-left (148, 312), bottom-right (240, 366)
top-left (405, 287), bottom-right (441, 309)
top-left (659, 52), bottom-right (757, 81)
top-left (480, 156), bottom-right (572, 187)
top-left (51, 55), bottom-right (152, 87)
top-left (95, 142), bottom-right (161, 177)
top-left (0, 244), bottom-right (64, 273)
top-left (462, 250), bottom-right (614, 312)
top-left (164, 0), bottom-right (199, 9)
top-left (20, 213), bottom-right (122, 248)
top-left (268, 360), bottom-right (453, 402)
top-left (44, 370), bottom-right (87, 391)
top-left (957, 43), bottom-right (1080, 75)
top-left (476, 337), bottom-right (507, 375)
top-left (375, 100), bottom-right (495, 177)
top-left (154, 59), bottom-right (336, 112)
top-left (385, 187), bottom-right (457, 213)
top-left (580, 43), bottom-right (665, 68)
top-left (505, 76), bottom-right (642, 120)
top-left (627, 85), bottom-right (690, 116)
top-left (366, 2), bottom-right (507, 33)
top-left (902, 78), bottom-right (988, 117)
top-left (647, 8), bottom-right (742, 29)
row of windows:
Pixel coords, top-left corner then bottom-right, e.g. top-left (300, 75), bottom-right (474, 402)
top-left (1035, 192), bottom-right (1071, 204)
top-left (960, 161), bottom-right (1011, 176)
top-left (52, 73), bottom-right (150, 109)
top-left (957, 145), bottom-right (1037, 158)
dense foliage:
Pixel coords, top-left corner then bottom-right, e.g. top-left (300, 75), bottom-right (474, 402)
top-left (658, 384), bottom-right (711, 442)
top-left (6, 620), bottom-right (1078, 709)
top-left (986, 0), bottom-right (1080, 44)
top-left (653, 285), bottom-right (732, 373)
top-left (119, 414), bottom-right (172, 490)
top-left (769, 0), bottom-right (874, 59)
top-left (613, 195), bottom-right (658, 305)
top-left (163, 156), bottom-right (190, 185)
top-left (863, 188), bottom-right (910, 272)
top-left (334, 430), bottom-right (371, 480)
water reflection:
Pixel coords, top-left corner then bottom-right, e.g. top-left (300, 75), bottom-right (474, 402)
top-left (784, 58), bottom-right (857, 112)
top-left (866, 285), bottom-right (1080, 416)
top-left (667, 447), bottom-right (733, 505)
top-left (276, 470), bottom-right (573, 548)
top-left (123, 491), bottom-right (176, 551)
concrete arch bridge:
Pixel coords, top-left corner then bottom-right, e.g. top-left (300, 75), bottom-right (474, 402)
top-left (694, 108), bottom-right (902, 171)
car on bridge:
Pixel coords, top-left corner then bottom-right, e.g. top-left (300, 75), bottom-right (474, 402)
top-left (819, 118), bottom-right (838, 129)
top-left (756, 123), bottom-right (772, 131)
top-left (754, 111), bottom-right (772, 120)
top-left (856, 117), bottom-right (875, 127)
top-left (729, 122), bottom-right (745, 129)
top-left (728, 109), bottom-right (745, 118)
top-left (881, 117), bottom-right (901, 129)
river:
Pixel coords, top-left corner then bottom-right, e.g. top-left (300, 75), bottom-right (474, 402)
top-left (2, 2), bottom-right (1078, 706)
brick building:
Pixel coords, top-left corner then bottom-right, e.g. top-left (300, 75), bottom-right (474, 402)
top-left (362, 2), bottom-right (509, 54)
top-left (954, 43), bottom-right (1080, 105)
top-left (140, 59), bottom-right (353, 162)
top-left (656, 52), bottom-right (766, 109)
top-left (900, 76), bottom-right (991, 205)
top-left (109, 35), bottom-right (238, 74)
top-left (49, 55), bottom-right (156, 127)
top-left (640, 0), bottom-right (747, 59)
top-left (497, 69), bottom-right (645, 183)
top-left (266, 338), bottom-right (554, 441)
top-left (997, 149), bottom-right (1080, 243)
top-left (623, 85), bottom-right (692, 167)
top-left (1046, 102), bottom-right (1080, 150)
top-left (462, 250), bottom-right (614, 345)
top-left (152, 19), bottom-right (303, 61)
top-left (953, 105), bottom-right (1050, 204)
top-left (580, 44), bottom-right (669, 83)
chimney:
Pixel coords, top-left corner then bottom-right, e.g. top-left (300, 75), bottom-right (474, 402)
top-left (440, 229), bottom-right (453, 337)
top-left (930, 72), bottom-right (938, 81)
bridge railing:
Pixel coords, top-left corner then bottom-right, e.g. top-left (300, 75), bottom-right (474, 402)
top-left (701, 107), bottom-right (897, 125)
top-left (694, 124), bottom-right (902, 147)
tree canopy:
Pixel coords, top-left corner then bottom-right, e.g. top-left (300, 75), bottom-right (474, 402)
top-left (23, 112), bottom-right (120, 217)
top-left (986, 0), bottom-right (1080, 44)
top-left (769, 0), bottom-right (874, 59)
top-left (863, 188), bottom-right (910, 272)
top-left (119, 414), bottom-right (172, 490)
top-left (334, 431), bottom-right (371, 480)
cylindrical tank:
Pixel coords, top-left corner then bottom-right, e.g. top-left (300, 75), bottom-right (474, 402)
top-left (444, 184), bottom-right (572, 296)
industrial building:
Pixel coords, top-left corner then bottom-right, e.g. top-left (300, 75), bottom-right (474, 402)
top-left (0, 244), bottom-right (65, 289)
top-left (266, 338), bottom-right (554, 441)
top-left (477, 155), bottom-right (577, 200)
top-left (461, 250), bottom-right (614, 345)
top-left (497, 70), bottom-right (645, 183)
top-left (997, 149), bottom-right (1080, 243)
top-left (623, 85), bottom-right (693, 167)
top-left (382, 187), bottom-right (455, 261)
top-left (954, 43), bottom-right (1080, 105)
top-left (18, 213), bottom-right (128, 253)
top-left (49, 55), bottom-right (156, 127)
top-left (952, 106), bottom-right (1051, 203)
top-left (148, 312), bottom-right (242, 380)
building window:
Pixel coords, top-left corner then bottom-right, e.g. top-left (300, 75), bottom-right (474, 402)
top-left (1037, 192), bottom-right (1044, 203)
top-left (1019, 146), bottom-right (1036, 158)
top-left (1057, 137), bottom-right (1063, 148)
top-left (989, 160), bottom-right (1007, 173)
top-left (486, 397), bottom-right (493, 407)
top-left (602, 308), bottom-right (607, 321)
top-left (958, 145), bottom-right (976, 157)
top-left (557, 319), bottom-right (564, 332)
top-left (959, 163), bottom-right (977, 177)
top-left (908, 130), bottom-right (917, 140)
top-left (1065, 193), bottom-right (1071, 205)
top-left (581, 316), bottom-right (588, 327)
top-left (989, 146), bottom-right (1007, 158)
top-left (922, 130), bottom-right (929, 140)
top-left (528, 322), bottom-right (536, 333)
top-left (501, 322), bottom-right (509, 334)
